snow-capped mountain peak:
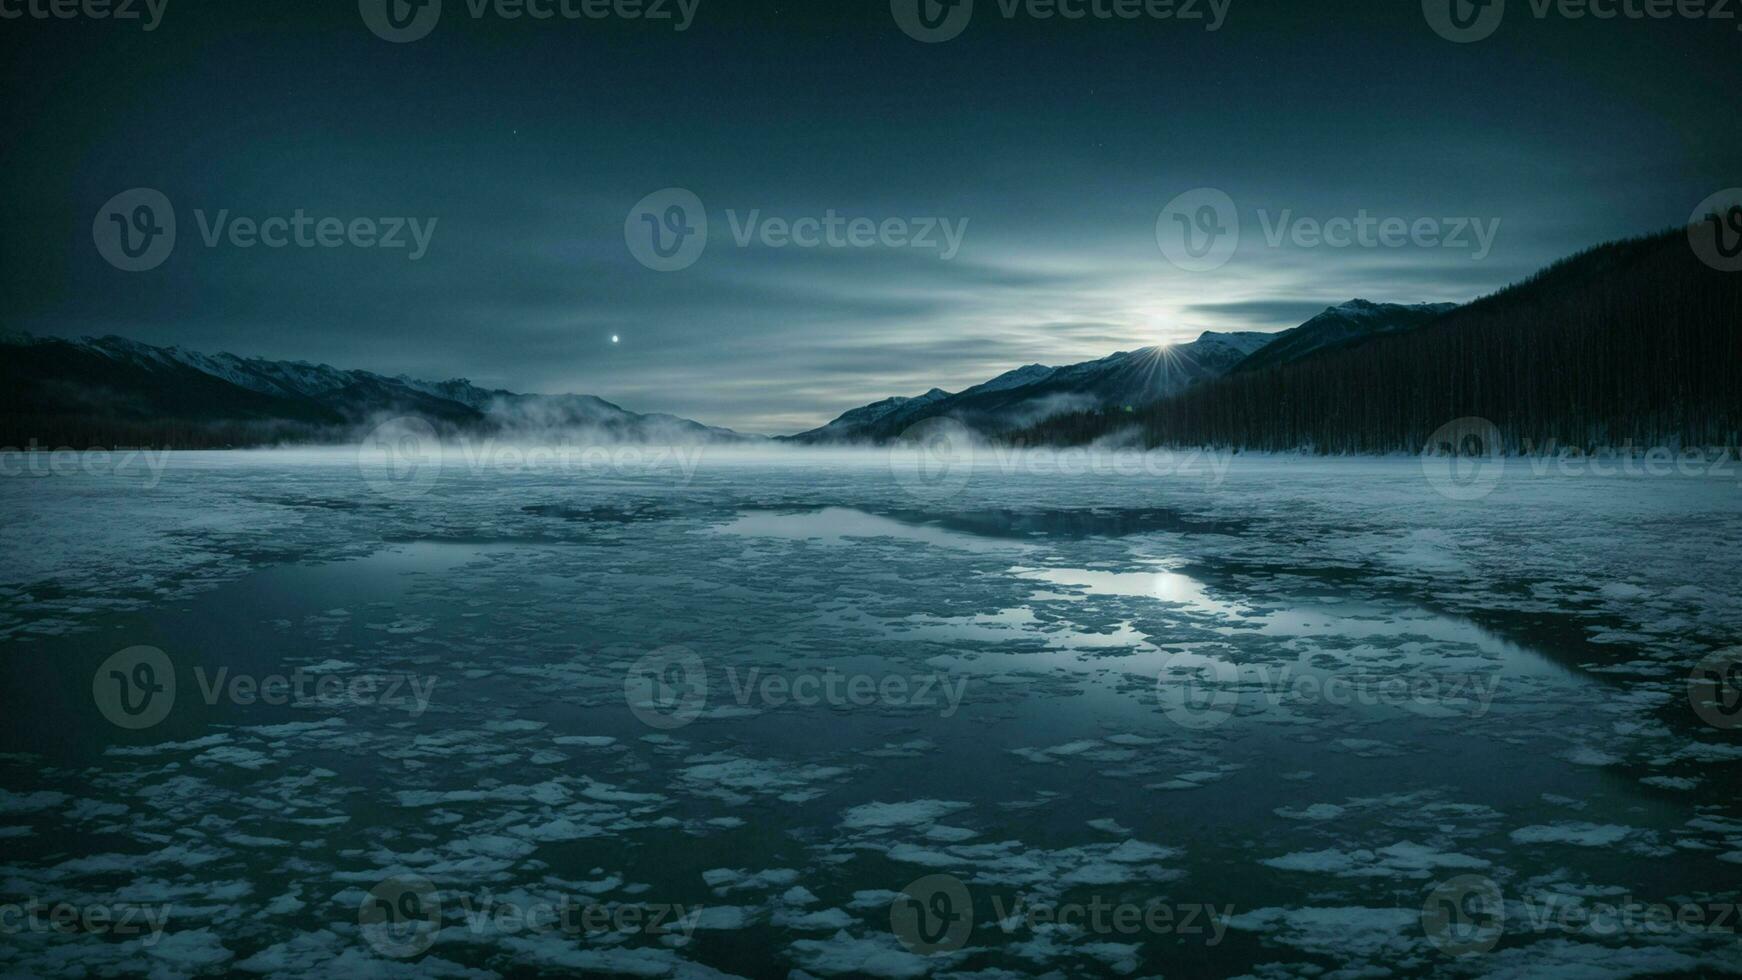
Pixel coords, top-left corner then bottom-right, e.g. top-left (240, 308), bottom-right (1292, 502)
top-left (4, 330), bottom-right (749, 444)
top-left (1229, 300), bottom-right (1458, 375)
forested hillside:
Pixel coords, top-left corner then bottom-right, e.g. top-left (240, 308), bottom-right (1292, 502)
top-left (1012, 229), bottom-right (1742, 453)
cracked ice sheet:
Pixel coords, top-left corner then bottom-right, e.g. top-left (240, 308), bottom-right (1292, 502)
top-left (3, 454), bottom-right (1741, 977)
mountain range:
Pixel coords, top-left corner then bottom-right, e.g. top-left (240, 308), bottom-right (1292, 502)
top-left (1018, 226), bottom-right (1742, 452)
top-left (1, 299), bottom-right (1454, 449)
top-left (787, 301), bottom-right (1454, 443)
top-left (7, 225), bottom-right (1734, 452)
top-left (1228, 299), bottom-right (1457, 375)
top-left (0, 332), bottom-right (744, 448)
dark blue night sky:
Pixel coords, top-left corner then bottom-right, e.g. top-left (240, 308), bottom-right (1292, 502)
top-left (4, 0), bottom-right (1737, 432)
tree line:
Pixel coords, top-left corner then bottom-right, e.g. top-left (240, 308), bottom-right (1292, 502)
top-left (1008, 230), bottom-right (1742, 454)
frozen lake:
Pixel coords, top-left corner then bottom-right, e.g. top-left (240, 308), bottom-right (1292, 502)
top-left (1, 448), bottom-right (1739, 977)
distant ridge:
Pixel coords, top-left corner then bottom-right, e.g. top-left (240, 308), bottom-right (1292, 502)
top-left (10, 227), bottom-right (1732, 454)
top-left (1228, 300), bottom-right (1457, 375)
top-left (0, 333), bottom-right (748, 448)
top-left (788, 330), bottom-right (1275, 444)
top-left (1014, 227), bottom-right (1742, 452)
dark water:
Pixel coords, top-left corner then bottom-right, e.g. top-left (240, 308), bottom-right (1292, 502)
top-left (1, 450), bottom-right (1739, 977)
